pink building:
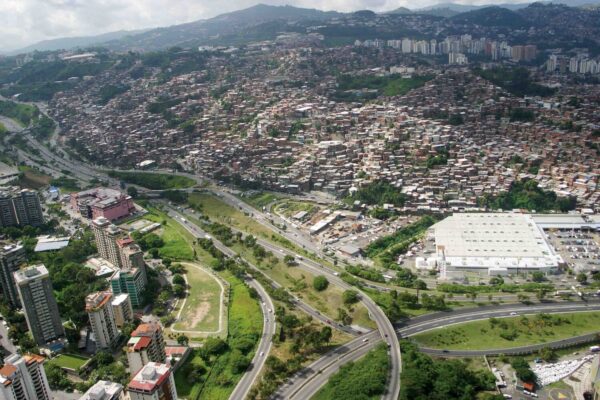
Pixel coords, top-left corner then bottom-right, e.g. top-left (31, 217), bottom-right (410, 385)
top-left (71, 188), bottom-right (135, 222)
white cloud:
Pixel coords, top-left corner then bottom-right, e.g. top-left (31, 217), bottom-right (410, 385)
top-left (0, 0), bottom-right (552, 51)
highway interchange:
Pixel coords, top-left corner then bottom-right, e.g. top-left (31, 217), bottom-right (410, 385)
top-left (5, 118), bottom-right (600, 400)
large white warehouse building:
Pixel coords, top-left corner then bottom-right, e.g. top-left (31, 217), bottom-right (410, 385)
top-left (434, 213), bottom-right (564, 279)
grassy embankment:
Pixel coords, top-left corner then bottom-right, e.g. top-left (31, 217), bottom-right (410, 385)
top-left (413, 312), bottom-right (600, 350)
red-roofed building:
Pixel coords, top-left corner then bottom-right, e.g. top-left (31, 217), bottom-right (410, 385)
top-left (0, 353), bottom-right (51, 400)
top-left (127, 362), bottom-right (177, 400)
top-left (126, 322), bottom-right (166, 376)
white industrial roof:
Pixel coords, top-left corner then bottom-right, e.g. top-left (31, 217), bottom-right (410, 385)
top-left (434, 213), bottom-right (562, 270)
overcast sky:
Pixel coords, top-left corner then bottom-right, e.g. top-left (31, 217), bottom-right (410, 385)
top-left (0, 0), bottom-right (564, 52)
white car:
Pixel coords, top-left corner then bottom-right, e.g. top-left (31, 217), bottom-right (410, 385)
top-left (509, 312), bottom-right (517, 316)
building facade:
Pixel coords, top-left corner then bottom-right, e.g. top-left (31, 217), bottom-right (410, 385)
top-left (126, 322), bottom-right (166, 376)
top-left (14, 265), bottom-right (65, 346)
top-left (86, 291), bottom-right (120, 350)
top-left (0, 243), bottom-right (27, 308)
top-left (111, 293), bottom-right (133, 328)
top-left (71, 188), bottom-right (135, 222)
top-left (0, 188), bottom-right (44, 228)
top-left (127, 363), bottom-right (177, 400)
top-left (0, 353), bottom-right (52, 400)
top-left (79, 380), bottom-right (124, 400)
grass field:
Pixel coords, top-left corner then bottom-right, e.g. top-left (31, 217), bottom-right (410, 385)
top-left (173, 263), bottom-right (224, 334)
top-left (46, 353), bottom-right (89, 370)
top-left (312, 343), bottom-right (389, 400)
top-left (273, 199), bottom-right (320, 219)
top-left (18, 165), bottom-right (52, 189)
top-left (109, 171), bottom-right (196, 190)
top-left (175, 270), bottom-right (262, 400)
top-left (189, 193), bottom-right (274, 239)
top-left (144, 208), bottom-right (195, 260)
top-left (240, 192), bottom-right (282, 210)
top-left (412, 311), bottom-right (600, 351)
top-left (231, 242), bottom-right (375, 330)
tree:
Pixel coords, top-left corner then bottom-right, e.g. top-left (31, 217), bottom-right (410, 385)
top-left (230, 350), bottom-right (251, 374)
top-left (538, 347), bottom-right (557, 362)
top-left (576, 272), bottom-right (588, 284)
top-left (313, 275), bottom-right (329, 291)
top-left (343, 290), bottom-right (359, 305)
top-left (283, 255), bottom-right (296, 266)
top-left (531, 271), bottom-right (545, 283)
top-left (337, 308), bottom-right (352, 325)
top-left (127, 186), bottom-right (138, 198)
top-left (172, 274), bottom-right (186, 286)
top-left (173, 284), bottom-right (186, 298)
top-left (177, 334), bottom-right (189, 346)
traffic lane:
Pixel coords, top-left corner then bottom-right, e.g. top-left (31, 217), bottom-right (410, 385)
top-left (230, 276), bottom-right (276, 400)
top-left (273, 331), bottom-right (380, 399)
top-left (420, 332), bottom-right (600, 357)
top-left (397, 303), bottom-right (600, 337)
top-left (169, 207), bottom-right (362, 336)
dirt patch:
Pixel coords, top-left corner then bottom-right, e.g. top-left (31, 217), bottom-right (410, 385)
top-left (184, 300), bottom-right (213, 329)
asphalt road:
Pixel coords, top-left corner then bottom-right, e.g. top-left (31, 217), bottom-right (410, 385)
top-left (168, 203), bottom-right (402, 400)
top-left (229, 274), bottom-right (276, 400)
top-left (276, 301), bottom-right (600, 398)
top-left (168, 208), bottom-right (278, 398)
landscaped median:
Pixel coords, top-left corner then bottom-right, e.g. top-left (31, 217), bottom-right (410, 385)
top-left (411, 312), bottom-right (600, 351)
top-left (108, 170), bottom-right (196, 190)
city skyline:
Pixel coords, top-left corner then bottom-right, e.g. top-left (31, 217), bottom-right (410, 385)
top-left (0, 0), bottom-right (584, 52)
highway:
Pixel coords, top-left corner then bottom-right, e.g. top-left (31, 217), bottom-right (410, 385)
top-left (229, 272), bottom-right (276, 400)
top-left (14, 131), bottom-right (599, 400)
top-left (275, 301), bottom-right (600, 398)
top-left (166, 208), bottom-right (278, 399)
top-left (167, 206), bottom-right (361, 336)
top-left (167, 204), bottom-right (401, 400)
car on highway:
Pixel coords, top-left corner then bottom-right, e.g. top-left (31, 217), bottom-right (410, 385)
top-left (510, 312), bottom-right (518, 316)
top-left (260, 352), bottom-right (264, 357)
top-left (362, 338), bottom-right (369, 342)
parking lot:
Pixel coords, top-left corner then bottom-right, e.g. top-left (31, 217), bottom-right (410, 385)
top-left (546, 230), bottom-right (600, 273)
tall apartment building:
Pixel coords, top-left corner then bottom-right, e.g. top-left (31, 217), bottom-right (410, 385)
top-left (111, 293), bottom-right (133, 328)
top-left (92, 217), bottom-right (122, 268)
top-left (110, 268), bottom-right (146, 308)
top-left (0, 242), bottom-right (27, 308)
top-left (93, 217), bottom-right (147, 307)
top-left (86, 291), bottom-right (120, 350)
top-left (79, 380), bottom-right (124, 400)
top-left (127, 363), bottom-right (177, 400)
top-left (0, 353), bottom-right (52, 400)
top-left (126, 322), bottom-right (166, 376)
top-left (0, 188), bottom-right (44, 228)
top-left (117, 238), bottom-right (145, 271)
top-left (14, 265), bottom-right (65, 346)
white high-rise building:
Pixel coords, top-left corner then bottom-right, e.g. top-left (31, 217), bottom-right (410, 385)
top-left (92, 217), bottom-right (122, 268)
top-left (0, 353), bottom-right (52, 400)
top-left (111, 293), bottom-right (133, 328)
top-left (86, 291), bottom-right (120, 349)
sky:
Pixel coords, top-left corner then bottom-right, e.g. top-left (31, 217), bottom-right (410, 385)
top-left (0, 0), bottom-right (570, 52)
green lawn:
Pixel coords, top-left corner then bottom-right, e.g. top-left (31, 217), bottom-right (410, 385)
top-left (47, 353), bottom-right (89, 370)
top-left (0, 100), bottom-right (38, 126)
top-left (230, 242), bottom-right (375, 330)
top-left (240, 192), bottom-right (281, 210)
top-left (189, 193), bottom-right (274, 239)
top-left (144, 208), bottom-right (195, 260)
top-left (175, 270), bottom-right (262, 400)
top-left (173, 263), bottom-right (224, 334)
top-left (109, 171), bottom-right (196, 190)
top-left (312, 343), bottom-right (389, 400)
top-left (412, 311), bottom-right (600, 351)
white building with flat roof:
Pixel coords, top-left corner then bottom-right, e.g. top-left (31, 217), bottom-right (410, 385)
top-left (434, 213), bottom-right (563, 279)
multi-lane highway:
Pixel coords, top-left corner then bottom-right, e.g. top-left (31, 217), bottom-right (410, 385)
top-left (168, 204), bottom-right (401, 400)
top-left (229, 274), bottom-right (276, 400)
top-left (276, 301), bottom-right (600, 398)
top-left (13, 128), bottom-right (600, 400)
top-left (166, 207), bottom-right (278, 399)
